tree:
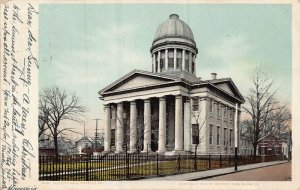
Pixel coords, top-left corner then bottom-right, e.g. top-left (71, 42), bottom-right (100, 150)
top-left (243, 66), bottom-right (291, 156)
top-left (39, 87), bottom-right (86, 158)
top-left (191, 109), bottom-right (205, 170)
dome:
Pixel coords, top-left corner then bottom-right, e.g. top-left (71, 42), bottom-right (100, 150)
top-left (150, 14), bottom-right (198, 79)
top-left (153, 14), bottom-right (195, 44)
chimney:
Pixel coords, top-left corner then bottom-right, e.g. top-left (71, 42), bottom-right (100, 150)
top-left (211, 73), bottom-right (217, 80)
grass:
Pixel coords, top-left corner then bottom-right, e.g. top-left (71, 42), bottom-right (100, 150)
top-left (39, 157), bottom-right (238, 181)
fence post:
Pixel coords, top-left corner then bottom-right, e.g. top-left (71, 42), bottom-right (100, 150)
top-left (178, 154), bottom-right (181, 173)
top-left (86, 155), bottom-right (89, 181)
top-left (209, 154), bottom-right (211, 170)
top-left (156, 154), bottom-right (159, 175)
top-left (126, 153), bottom-right (129, 179)
top-left (194, 152), bottom-right (197, 171)
top-left (220, 154), bottom-right (222, 168)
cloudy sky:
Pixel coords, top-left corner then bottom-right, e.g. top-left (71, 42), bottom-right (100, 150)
top-left (39, 4), bottom-right (291, 139)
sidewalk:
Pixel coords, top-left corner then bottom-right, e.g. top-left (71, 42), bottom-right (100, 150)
top-left (139, 160), bottom-right (288, 181)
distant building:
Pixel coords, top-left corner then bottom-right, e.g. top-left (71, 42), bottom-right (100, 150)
top-left (240, 137), bottom-right (254, 156)
top-left (99, 14), bottom-right (244, 155)
top-left (74, 137), bottom-right (93, 154)
top-left (257, 136), bottom-right (288, 158)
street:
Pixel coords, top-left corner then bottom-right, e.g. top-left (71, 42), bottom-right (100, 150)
top-left (202, 162), bottom-right (291, 181)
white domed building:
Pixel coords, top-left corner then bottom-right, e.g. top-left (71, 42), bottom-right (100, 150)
top-left (99, 14), bottom-right (245, 155)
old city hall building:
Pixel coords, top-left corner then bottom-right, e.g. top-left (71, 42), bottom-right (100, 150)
top-left (99, 14), bottom-right (245, 155)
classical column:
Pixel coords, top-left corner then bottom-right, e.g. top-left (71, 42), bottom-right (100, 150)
top-left (174, 48), bottom-right (177, 70)
top-left (115, 102), bottom-right (124, 153)
top-left (174, 95), bottom-right (183, 152)
top-left (157, 97), bottom-right (166, 153)
top-left (104, 104), bottom-right (111, 152)
top-left (129, 101), bottom-right (137, 153)
top-left (184, 98), bottom-right (191, 152)
top-left (157, 51), bottom-right (161, 73)
top-left (182, 49), bottom-right (185, 71)
top-left (165, 49), bottom-right (168, 70)
top-left (142, 99), bottom-right (152, 152)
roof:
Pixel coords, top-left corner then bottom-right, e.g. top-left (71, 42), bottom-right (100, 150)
top-left (98, 69), bottom-right (245, 104)
top-left (153, 14), bottom-right (195, 44)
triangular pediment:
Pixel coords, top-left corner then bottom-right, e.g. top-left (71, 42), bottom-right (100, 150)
top-left (215, 83), bottom-right (236, 97)
top-left (115, 75), bottom-right (169, 91)
top-left (208, 78), bottom-right (245, 103)
top-left (99, 70), bottom-right (178, 94)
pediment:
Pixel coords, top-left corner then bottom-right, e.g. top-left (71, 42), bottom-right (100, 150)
top-left (213, 80), bottom-right (245, 103)
top-left (115, 75), bottom-right (169, 91)
top-left (215, 83), bottom-right (236, 97)
top-left (99, 70), bottom-right (177, 94)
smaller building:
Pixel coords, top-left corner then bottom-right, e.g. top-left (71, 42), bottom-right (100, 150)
top-left (74, 137), bottom-right (93, 154)
top-left (257, 136), bottom-right (288, 158)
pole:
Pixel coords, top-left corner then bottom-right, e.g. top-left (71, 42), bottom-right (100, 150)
top-left (94, 118), bottom-right (101, 149)
top-left (234, 103), bottom-right (238, 171)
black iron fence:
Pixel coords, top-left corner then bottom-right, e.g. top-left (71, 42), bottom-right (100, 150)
top-left (39, 154), bottom-right (284, 181)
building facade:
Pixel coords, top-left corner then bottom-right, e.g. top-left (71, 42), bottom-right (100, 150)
top-left (257, 136), bottom-right (288, 158)
top-left (99, 14), bottom-right (245, 155)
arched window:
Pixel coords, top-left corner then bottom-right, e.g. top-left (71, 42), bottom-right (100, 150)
top-left (160, 51), bottom-right (165, 70)
top-left (176, 50), bottom-right (182, 70)
top-left (192, 59), bottom-right (195, 73)
top-left (168, 49), bottom-right (174, 69)
top-left (185, 51), bottom-right (189, 71)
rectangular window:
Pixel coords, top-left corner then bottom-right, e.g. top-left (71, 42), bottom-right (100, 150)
top-left (229, 129), bottom-right (233, 146)
top-left (217, 103), bottom-right (221, 116)
top-left (209, 100), bottom-right (213, 112)
top-left (209, 125), bottom-right (213, 145)
top-left (168, 50), bottom-right (174, 69)
top-left (217, 126), bottom-right (220, 145)
top-left (224, 106), bottom-right (227, 117)
top-left (192, 97), bottom-right (199, 111)
top-left (224, 128), bottom-right (227, 146)
top-left (229, 109), bottom-right (233, 120)
top-left (176, 50), bottom-right (182, 69)
top-left (192, 124), bottom-right (199, 144)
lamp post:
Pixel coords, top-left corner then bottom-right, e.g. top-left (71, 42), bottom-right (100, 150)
top-left (234, 103), bottom-right (238, 171)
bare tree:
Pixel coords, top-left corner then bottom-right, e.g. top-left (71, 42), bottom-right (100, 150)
top-left (191, 111), bottom-right (205, 155)
top-left (39, 87), bottom-right (86, 158)
top-left (243, 66), bottom-right (291, 156)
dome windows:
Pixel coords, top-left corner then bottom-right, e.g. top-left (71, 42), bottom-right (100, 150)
top-left (152, 48), bottom-right (196, 74)
top-left (176, 50), bottom-right (182, 70)
top-left (168, 49), bottom-right (174, 70)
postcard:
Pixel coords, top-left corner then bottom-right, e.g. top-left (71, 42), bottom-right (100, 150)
top-left (1, 0), bottom-right (299, 189)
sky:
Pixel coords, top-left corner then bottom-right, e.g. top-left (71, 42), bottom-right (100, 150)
top-left (39, 4), bottom-right (292, 140)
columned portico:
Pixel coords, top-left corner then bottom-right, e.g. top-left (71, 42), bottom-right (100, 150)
top-left (143, 99), bottom-right (152, 152)
top-left (129, 101), bottom-right (137, 153)
top-left (115, 102), bottom-right (124, 153)
top-left (157, 97), bottom-right (166, 153)
top-left (174, 95), bottom-right (183, 152)
top-left (104, 104), bottom-right (111, 152)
